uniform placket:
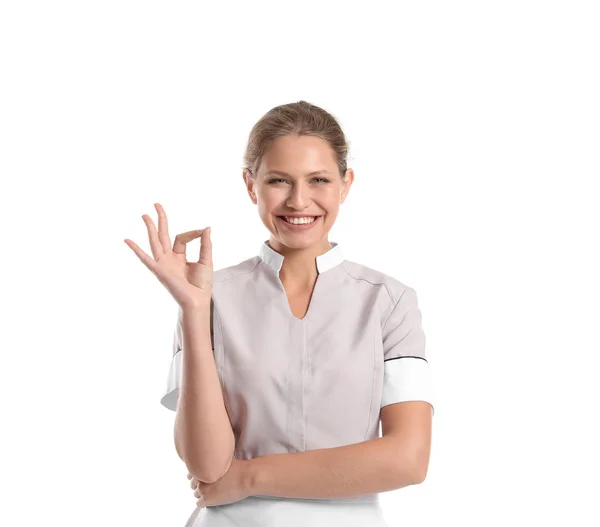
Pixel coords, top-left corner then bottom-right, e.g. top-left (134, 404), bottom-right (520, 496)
top-left (286, 320), bottom-right (306, 452)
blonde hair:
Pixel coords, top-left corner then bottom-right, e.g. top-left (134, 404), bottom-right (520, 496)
top-left (243, 100), bottom-right (350, 180)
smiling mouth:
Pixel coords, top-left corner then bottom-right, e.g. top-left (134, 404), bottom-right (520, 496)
top-left (277, 216), bottom-right (321, 224)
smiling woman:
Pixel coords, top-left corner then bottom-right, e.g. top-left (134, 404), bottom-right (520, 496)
top-left (242, 128), bottom-right (353, 261)
top-left (156, 100), bottom-right (433, 527)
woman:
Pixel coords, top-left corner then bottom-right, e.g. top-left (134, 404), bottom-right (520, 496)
top-left (125, 101), bottom-right (434, 526)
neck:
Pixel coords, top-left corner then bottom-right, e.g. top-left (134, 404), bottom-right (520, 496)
top-left (268, 238), bottom-right (331, 290)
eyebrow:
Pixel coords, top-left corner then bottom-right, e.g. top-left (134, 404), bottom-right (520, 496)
top-left (264, 170), bottom-right (331, 177)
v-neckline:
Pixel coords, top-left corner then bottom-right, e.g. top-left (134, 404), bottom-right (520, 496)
top-left (279, 274), bottom-right (321, 322)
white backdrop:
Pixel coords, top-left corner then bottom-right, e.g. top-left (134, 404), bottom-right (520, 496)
top-left (1, 1), bottom-right (598, 525)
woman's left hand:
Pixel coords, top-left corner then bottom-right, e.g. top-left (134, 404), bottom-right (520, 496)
top-left (188, 459), bottom-right (252, 509)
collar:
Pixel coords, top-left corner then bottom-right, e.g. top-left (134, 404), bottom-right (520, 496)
top-left (258, 240), bottom-right (344, 275)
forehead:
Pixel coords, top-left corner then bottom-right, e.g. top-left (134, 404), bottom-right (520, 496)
top-left (260, 135), bottom-right (337, 172)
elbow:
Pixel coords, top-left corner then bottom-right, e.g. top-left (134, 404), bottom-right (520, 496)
top-left (207, 452), bottom-right (235, 484)
top-left (188, 442), bottom-right (235, 484)
top-left (177, 432), bottom-right (235, 483)
top-left (174, 421), bottom-right (236, 483)
top-left (188, 452), bottom-right (234, 484)
top-left (412, 461), bottom-right (429, 485)
top-left (409, 447), bottom-right (431, 485)
top-left (395, 444), bottom-right (429, 486)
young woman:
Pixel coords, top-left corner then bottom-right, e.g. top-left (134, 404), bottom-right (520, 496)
top-left (125, 101), bottom-right (434, 526)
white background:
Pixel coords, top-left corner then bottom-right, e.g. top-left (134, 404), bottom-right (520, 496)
top-left (1, 1), bottom-right (599, 525)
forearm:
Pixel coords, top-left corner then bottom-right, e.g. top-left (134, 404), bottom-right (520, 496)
top-left (174, 307), bottom-right (235, 484)
top-left (245, 436), bottom-right (419, 500)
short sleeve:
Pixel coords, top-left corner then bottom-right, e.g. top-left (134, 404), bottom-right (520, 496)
top-left (160, 301), bottom-right (215, 411)
top-left (381, 287), bottom-right (434, 416)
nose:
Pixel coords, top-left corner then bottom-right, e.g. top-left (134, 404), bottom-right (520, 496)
top-left (286, 182), bottom-right (312, 209)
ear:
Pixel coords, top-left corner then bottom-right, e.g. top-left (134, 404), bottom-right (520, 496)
top-left (243, 170), bottom-right (258, 204)
top-left (340, 168), bottom-right (355, 204)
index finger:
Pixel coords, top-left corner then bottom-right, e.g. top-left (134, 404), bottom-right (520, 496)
top-left (173, 229), bottom-right (205, 255)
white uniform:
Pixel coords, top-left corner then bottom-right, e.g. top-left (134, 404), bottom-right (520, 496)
top-left (161, 240), bottom-right (435, 527)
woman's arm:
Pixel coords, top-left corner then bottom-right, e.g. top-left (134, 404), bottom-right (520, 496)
top-left (175, 307), bottom-right (235, 484)
top-left (243, 435), bottom-right (420, 499)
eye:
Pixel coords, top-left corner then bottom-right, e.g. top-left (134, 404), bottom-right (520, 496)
top-left (267, 177), bottom-right (330, 184)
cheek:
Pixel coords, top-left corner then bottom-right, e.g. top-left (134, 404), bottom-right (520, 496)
top-left (256, 189), bottom-right (279, 207)
top-left (258, 200), bottom-right (275, 218)
top-left (323, 195), bottom-right (341, 212)
top-left (324, 210), bottom-right (338, 223)
top-left (260, 196), bottom-right (288, 219)
top-left (257, 204), bottom-right (279, 227)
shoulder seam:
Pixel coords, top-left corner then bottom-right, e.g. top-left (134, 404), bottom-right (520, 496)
top-left (339, 261), bottom-right (395, 302)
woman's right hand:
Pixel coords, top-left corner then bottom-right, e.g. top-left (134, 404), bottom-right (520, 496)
top-left (124, 203), bottom-right (213, 312)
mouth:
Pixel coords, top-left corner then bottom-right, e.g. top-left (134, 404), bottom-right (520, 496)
top-left (276, 215), bottom-right (322, 230)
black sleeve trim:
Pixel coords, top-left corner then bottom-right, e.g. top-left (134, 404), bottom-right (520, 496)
top-left (384, 355), bottom-right (428, 363)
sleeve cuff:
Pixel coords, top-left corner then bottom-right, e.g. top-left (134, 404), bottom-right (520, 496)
top-left (381, 357), bottom-right (435, 416)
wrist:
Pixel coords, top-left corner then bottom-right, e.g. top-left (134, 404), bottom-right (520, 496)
top-left (180, 303), bottom-right (211, 316)
top-left (240, 459), bottom-right (260, 496)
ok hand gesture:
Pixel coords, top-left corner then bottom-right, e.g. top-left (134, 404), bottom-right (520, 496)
top-left (124, 203), bottom-right (213, 311)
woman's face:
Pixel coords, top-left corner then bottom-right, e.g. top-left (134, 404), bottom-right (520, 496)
top-left (244, 135), bottom-right (354, 250)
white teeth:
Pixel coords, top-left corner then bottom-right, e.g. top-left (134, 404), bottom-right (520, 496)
top-left (283, 216), bottom-right (316, 224)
